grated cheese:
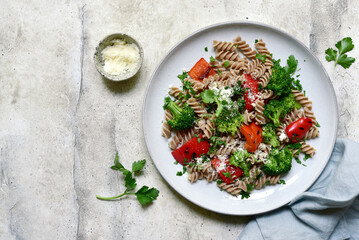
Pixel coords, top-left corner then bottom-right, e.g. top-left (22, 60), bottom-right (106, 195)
top-left (101, 39), bottom-right (140, 75)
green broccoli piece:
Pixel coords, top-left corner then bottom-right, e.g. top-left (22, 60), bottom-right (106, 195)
top-left (163, 97), bottom-right (196, 130)
top-left (265, 56), bottom-right (301, 96)
top-left (232, 82), bottom-right (245, 98)
top-left (262, 123), bottom-right (280, 147)
top-left (237, 99), bottom-right (245, 112)
top-left (215, 103), bottom-right (244, 135)
top-left (262, 147), bottom-right (293, 176)
top-left (229, 150), bottom-right (251, 177)
top-left (264, 94), bottom-right (301, 127)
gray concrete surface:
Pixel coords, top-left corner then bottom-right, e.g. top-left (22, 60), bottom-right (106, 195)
top-left (0, 0), bottom-right (358, 239)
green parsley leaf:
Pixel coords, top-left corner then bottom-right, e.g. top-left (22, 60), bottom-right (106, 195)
top-left (258, 84), bottom-right (263, 91)
top-left (223, 61), bottom-right (230, 68)
top-left (132, 159), bottom-right (146, 172)
top-left (176, 166), bottom-right (187, 176)
top-left (111, 152), bottom-right (131, 176)
top-left (135, 186), bottom-right (160, 205)
top-left (125, 172), bottom-right (137, 190)
top-left (316, 122), bottom-right (321, 127)
top-left (182, 80), bottom-right (192, 91)
top-left (284, 55), bottom-right (298, 74)
top-left (97, 153), bottom-right (159, 206)
top-left (325, 48), bottom-right (338, 62)
top-left (279, 179), bottom-right (286, 184)
top-left (205, 47), bottom-right (208, 52)
top-left (240, 191), bottom-right (250, 199)
top-left (255, 53), bottom-right (267, 63)
top-left (216, 180), bottom-right (223, 185)
top-left (210, 56), bottom-right (216, 62)
top-left (173, 161), bottom-right (178, 165)
top-left (303, 154), bottom-right (311, 161)
top-left (216, 69), bottom-right (221, 75)
top-left (336, 37), bottom-right (355, 54)
top-left (337, 54), bottom-right (356, 69)
top-left (222, 171), bottom-right (232, 180)
top-left (201, 89), bottom-right (216, 104)
top-left (325, 37), bottom-right (355, 68)
top-left (255, 39), bottom-right (258, 43)
top-left (177, 71), bottom-right (188, 81)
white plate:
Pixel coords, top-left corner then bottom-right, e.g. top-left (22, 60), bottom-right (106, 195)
top-left (143, 21), bottom-right (337, 215)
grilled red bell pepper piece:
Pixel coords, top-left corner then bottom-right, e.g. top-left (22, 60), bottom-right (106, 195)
top-left (189, 58), bottom-right (213, 80)
top-left (208, 68), bottom-right (217, 77)
top-left (171, 134), bottom-right (210, 165)
top-left (243, 74), bottom-right (259, 111)
top-left (285, 117), bottom-right (314, 143)
top-left (240, 122), bottom-right (263, 153)
top-left (211, 157), bottom-right (243, 184)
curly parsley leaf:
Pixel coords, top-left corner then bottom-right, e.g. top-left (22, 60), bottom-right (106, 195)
top-left (325, 37), bottom-right (355, 69)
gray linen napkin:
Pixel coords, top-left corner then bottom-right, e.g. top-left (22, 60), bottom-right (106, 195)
top-left (238, 138), bottom-right (359, 240)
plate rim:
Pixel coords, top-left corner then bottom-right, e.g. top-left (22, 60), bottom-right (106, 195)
top-left (142, 20), bottom-right (338, 215)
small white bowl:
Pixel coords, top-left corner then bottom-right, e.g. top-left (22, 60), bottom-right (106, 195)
top-left (94, 33), bottom-right (144, 81)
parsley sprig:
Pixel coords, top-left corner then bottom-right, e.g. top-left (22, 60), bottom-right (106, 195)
top-left (325, 37), bottom-right (355, 69)
top-left (96, 153), bottom-right (159, 205)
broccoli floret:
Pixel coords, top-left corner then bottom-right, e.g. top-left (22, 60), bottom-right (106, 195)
top-left (262, 147), bottom-right (293, 176)
top-left (237, 99), bottom-right (245, 112)
top-left (163, 97), bottom-right (196, 130)
top-left (232, 82), bottom-right (245, 98)
top-left (262, 123), bottom-right (280, 147)
top-left (265, 56), bottom-right (301, 96)
top-left (215, 103), bottom-right (244, 135)
top-left (263, 94), bottom-right (301, 127)
top-left (229, 150), bottom-right (251, 177)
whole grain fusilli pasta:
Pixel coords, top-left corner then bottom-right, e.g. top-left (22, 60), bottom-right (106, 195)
top-left (213, 40), bottom-right (236, 52)
top-left (162, 109), bottom-right (172, 138)
top-left (233, 36), bottom-right (257, 59)
top-left (162, 34), bottom-right (319, 199)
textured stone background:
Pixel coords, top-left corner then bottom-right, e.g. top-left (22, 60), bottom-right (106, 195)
top-left (0, 0), bottom-right (358, 239)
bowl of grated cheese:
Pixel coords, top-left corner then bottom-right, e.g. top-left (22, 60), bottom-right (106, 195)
top-left (94, 33), bottom-right (143, 81)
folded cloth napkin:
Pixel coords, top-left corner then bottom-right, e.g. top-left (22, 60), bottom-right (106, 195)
top-left (238, 138), bottom-right (359, 240)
